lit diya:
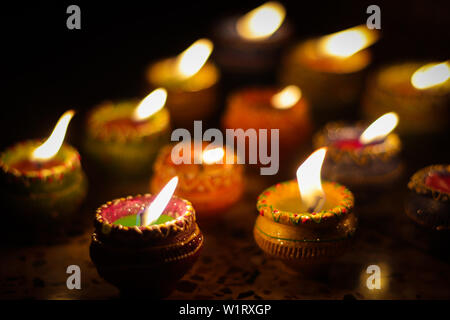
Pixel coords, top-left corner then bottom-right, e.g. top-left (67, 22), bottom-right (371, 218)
top-left (0, 110), bottom-right (87, 227)
top-left (313, 112), bottom-right (402, 196)
top-left (84, 88), bottom-right (170, 179)
top-left (405, 164), bottom-right (450, 232)
top-left (254, 148), bottom-right (356, 272)
top-left (363, 61), bottom-right (450, 136)
top-left (222, 85), bottom-right (312, 156)
top-left (150, 143), bottom-right (244, 218)
top-left (146, 39), bottom-right (219, 128)
top-left (279, 25), bottom-right (379, 124)
top-left (90, 177), bottom-right (204, 298)
top-left (213, 1), bottom-right (292, 74)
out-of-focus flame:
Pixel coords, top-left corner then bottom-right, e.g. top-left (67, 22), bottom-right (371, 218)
top-left (359, 112), bottom-right (399, 144)
top-left (202, 147), bottom-right (225, 164)
top-left (175, 39), bottom-right (213, 79)
top-left (411, 61), bottom-right (450, 89)
top-left (236, 1), bottom-right (286, 40)
top-left (31, 110), bottom-right (75, 162)
top-left (132, 88), bottom-right (167, 121)
top-left (296, 148), bottom-right (327, 212)
top-left (318, 25), bottom-right (379, 58)
top-left (271, 85), bottom-right (302, 109)
top-left (141, 176), bottom-right (178, 226)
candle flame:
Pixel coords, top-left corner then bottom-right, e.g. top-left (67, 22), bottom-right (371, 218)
top-left (296, 148), bottom-right (327, 213)
top-left (271, 85), bottom-right (302, 109)
top-left (132, 88), bottom-right (167, 121)
top-left (141, 176), bottom-right (178, 227)
top-left (236, 1), bottom-right (286, 40)
top-left (176, 39), bottom-right (213, 79)
top-left (31, 110), bottom-right (75, 162)
top-left (359, 112), bottom-right (399, 145)
top-left (202, 147), bottom-right (225, 164)
top-left (411, 61), bottom-right (450, 90)
top-left (318, 25), bottom-right (379, 58)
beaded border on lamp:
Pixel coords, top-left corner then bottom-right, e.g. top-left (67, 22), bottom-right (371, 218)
top-left (86, 100), bottom-right (170, 142)
top-left (94, 194), bottom-right (196, 241)
top-left (256, 180), bottom-right (354, 225)
top-left (0, 140), bottom-right (81, 183)
top-left (408, 164), bottom-right (450, 202)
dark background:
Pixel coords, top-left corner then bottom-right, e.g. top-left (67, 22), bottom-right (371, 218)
top-left (1, 0), bottom-right (449, 150)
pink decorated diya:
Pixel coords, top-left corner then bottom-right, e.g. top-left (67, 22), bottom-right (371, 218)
top-left (222, 85), bottom-right (312, 155)
top-left (406, 164), bottom-right (450, 231)
top-left (150, 143), bottom-right (244, 218)
top-left (90, 182), bottom-right (203, 298)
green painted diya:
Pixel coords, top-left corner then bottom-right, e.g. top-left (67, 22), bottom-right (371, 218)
top-left (254, 180), bottom-right (356, 272)
top-left (84, 99), bottom-right (170, 179)
top-left (0, 140), bottom-right (87, 227)
top-left (90, 194), bottom-right (204, 298)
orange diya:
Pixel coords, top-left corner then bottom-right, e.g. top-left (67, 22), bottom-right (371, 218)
top-left (254, 148), bottom-right (356, 272)
top-left (150, 143), bottom-right (244, 218)
top-left (279, 25), bottom-right (379, 124)
top-left (222, 85), bottom-right (312, 156)
top-left (84, 88), bottom-right (170, 179)
top-left (146, 39), bottom-right (219, 128)
top-left (0, 110), bottom-right (87, 229)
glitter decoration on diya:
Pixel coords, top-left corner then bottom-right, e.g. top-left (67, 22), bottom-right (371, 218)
top-left (254, 148), bottom-right (356, 273)
top-left (90, 177), bottom-right (204, 298)
top-left (222, 85), bottom-right (312, 156)
top-left (146, 39), bottom-right (219, 128)
top-left (405, 164), bottom-right (450, 232)
top-left (212, 1), bottom-right (292, 75)
top-left (363, 61), bottom-right (450, 137)
top-left (0, 110), bottom-right (87, 229)
top-left (150, 143), bottom-right (244, 219)
top-left (279, 25), bottom-right (379, 124)
top-left (84, 88), bottom-right (170, 179)
top-left (313, 112), bottom-right (402, 198)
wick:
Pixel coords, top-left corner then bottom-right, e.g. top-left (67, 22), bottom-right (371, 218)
top-left (307, 195), bottom-right (323, 213)
top-left (137, 208), bottom-right (145, 226)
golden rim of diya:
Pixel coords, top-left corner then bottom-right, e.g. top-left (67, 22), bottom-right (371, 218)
top-left (95, 194), bottom-right (197, 240)
top-left (0, 140), bottom-right (81, 181)
top-left (408, 164), bottom-right (450, 202)
top-left (313, 121), bottom-right (401, 165)
top-left (86, 100), bottom-right (170, 142)
top-left (256, 180), bottom-right (354, 226)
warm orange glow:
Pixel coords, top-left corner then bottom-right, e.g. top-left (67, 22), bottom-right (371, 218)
top-left (271, 85), bottom-right (302, 109)
top-left (202, 147), bottom-right (225, 164)
top-left (236, 1), bottom-right (286, 40)
top-left (141, 176), bottom-right (178, 226)
top-left (296, 148), bottom-right (327, 212)
top-left (360, 112), bottom-right (399, 145)
top-left (31, 110), bottom-right (75, 162)
top-left (411, 61), bottom-right (450, 89)
top-left (175, 39), bottom-right (213, 79)
top-left (318, 25), bottom-right (379, 58)
top-left (132, 88), bottom-right (167, 121)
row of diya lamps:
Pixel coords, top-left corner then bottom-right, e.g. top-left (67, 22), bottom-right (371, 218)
top-left (0, 1), bottom-right (448, 297)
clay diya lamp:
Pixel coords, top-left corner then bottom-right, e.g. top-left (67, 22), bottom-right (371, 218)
top-left (146, 39), bottom-right (219, 128)
top-left (279, 25), bottom-right (379, 125)
top-left (84, 88), bottom-right (170, 179)
top-left (90, 177), bottom-right (204, 298)
top-left (363, 61), bottom-right (450, 137)
top-left (150, 143), bottom-right (244, 219)
top-left (213, 1), bottom-right (292, 76)
top-left (405, 164), bottom-right (450, 232)
top-left (254, 148), bottom-right (356, 274)
top-left (313, 112), bottom-right (402, 201)
top-left (0, 110), bottom-right (87, 231)
top-left (222, 85), bottom-right (312, 168)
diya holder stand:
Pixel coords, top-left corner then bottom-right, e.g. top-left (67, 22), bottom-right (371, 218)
top-left (254, 180), bottom-right (356, 275)
top-left (90, 194), bottom-right (204, 298)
